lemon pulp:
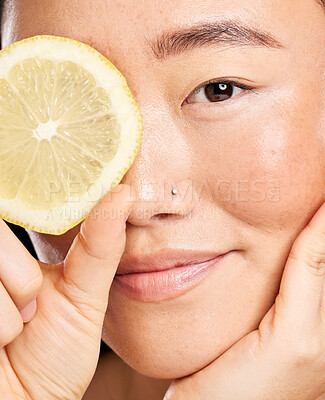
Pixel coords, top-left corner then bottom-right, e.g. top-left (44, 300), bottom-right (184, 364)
top-left (0, 36), bottom-right (142, 234)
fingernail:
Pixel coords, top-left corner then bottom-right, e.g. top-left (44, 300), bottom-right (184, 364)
top-left (124, 209), bottom-right (132, 222)
top-left (20, 299), bottom-right (37, 323)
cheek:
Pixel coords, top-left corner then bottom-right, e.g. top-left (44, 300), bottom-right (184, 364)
top-left (199, 100), bottom-right (325, 234)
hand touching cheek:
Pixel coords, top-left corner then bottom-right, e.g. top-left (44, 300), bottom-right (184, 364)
top-left (165, 201), bottom-right (325, 400)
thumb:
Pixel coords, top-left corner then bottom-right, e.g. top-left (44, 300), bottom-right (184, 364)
top-left (275, 200), bottom-right (325, 333)
top-left (60, 184), bottom-right (133, 311)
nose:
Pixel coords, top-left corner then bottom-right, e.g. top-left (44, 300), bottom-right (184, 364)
top-left (119, 106), bottom-right (197, 226)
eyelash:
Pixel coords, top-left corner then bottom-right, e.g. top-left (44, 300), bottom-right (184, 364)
top-left (183, 79), bottom-right (256, 105)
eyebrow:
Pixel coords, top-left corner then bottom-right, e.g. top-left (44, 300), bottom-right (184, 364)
top-left (147, 19), bottom-right (284, 60)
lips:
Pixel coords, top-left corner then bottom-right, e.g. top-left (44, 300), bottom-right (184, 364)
top-left (116, 248), bottom-right (227, 275)
top-left (113, 249), bottom-right (231, 302)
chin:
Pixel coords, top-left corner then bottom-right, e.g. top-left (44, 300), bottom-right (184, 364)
top-left (102, 331), bottom-right (229, 379)
top-left (102, 288), bottom-right (267, 379)
top-left (101, 301), bottom-right (230, 379)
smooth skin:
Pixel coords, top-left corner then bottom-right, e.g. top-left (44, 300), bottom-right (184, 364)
top-left (1, 0), bottom-right (325, 399)
top-left (0, 184), bottom-right (133, 399)
top-left (166, 201), bottom-right (325, 399)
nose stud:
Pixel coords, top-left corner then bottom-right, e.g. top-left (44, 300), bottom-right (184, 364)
top-left (171, 188), bottom-right (178, 195)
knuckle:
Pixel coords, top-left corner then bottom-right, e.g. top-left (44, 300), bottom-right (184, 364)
top-left (15, 268), bottom-right (43, 300)
top-left (0, 313), bottom-right (23, 347)
top-left (290, 231), bottom-right (325, 275)
top-left (305, 252), bottom-right (325, 275)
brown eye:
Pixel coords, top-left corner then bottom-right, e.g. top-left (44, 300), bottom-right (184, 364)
top-left (185, 81), bottom-right (246, 104)
top-left (205, 83), bottom-right (233, 102)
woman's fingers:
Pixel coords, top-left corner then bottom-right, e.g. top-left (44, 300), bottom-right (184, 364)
top-left (61, 184), bottom-right (133, 318)
top-left (0, 219), bottom-right (43, 312)
top-left (274, 201), bottom-right (325, 334)
top-left (0, 281), bottom-right (24, 347)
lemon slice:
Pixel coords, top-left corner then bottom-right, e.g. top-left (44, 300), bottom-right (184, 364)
top-left (0, 35), bottom-right (142, 235)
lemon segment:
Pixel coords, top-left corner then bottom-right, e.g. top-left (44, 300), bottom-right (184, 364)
top-left (0, 35), bottom-right (142, 234)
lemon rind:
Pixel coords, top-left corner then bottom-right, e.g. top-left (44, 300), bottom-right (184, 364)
top-left (0, 35), bottom-right (143, 235)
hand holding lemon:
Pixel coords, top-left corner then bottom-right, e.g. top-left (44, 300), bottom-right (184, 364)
top-left (0, 184), bottom-right (133, 399)
top-left (0, 36), bottom-right (140, 399)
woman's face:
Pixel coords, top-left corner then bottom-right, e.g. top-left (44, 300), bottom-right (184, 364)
top-left (2, 0), bottom-right (325, 379)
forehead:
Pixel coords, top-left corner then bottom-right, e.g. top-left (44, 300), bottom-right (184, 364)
top-left (4, 0), bottom-right (324, 52)
top-left (2, 0), bottom-right (325, 90)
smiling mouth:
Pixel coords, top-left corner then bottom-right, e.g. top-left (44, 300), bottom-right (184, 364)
top-left (113, 252), bottom-right (231, 302)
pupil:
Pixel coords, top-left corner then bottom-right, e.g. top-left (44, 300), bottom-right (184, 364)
top-left (205, 83), bottom-right (233, 102)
